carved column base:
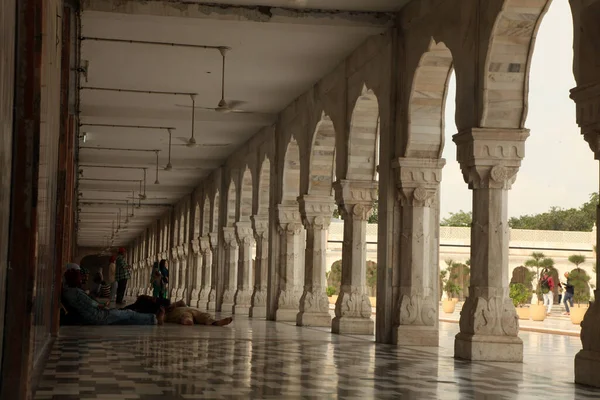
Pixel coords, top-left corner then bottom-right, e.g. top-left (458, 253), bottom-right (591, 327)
top-left (176, 288), bottom-right (185, 302)
top-left (249, 306), bottom-right (267, 319)
top-left (195, 287), bottom-right (210, 309)
top-left (575, 292), bottom-right (600, 386)
top-left (249, 289), bottom-right (267, 319)
top-left (455, 332), bottom-right (523, 362)
top-left (190, 289), bottom-right (200, 306)
top-left (170, 288), bottom-right (178, 302)
top-left (297, 290), bottom-right (331, 327)
top-left (221, 288), bottom-right (236, 314)
top-left (275, 289), bottom-right (302, 322)
top-left (454, 294), bottom-right (522, 361)
top-left (207, 289), bottom-right (216, 311)
top-left (233, 289), bottom-right (253, 316)
top-left (332, 317), bottom-right (374, 335)
top-left (394, 326), bottom-right (438, 347)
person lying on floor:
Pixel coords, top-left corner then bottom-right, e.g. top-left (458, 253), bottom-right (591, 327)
top-left (124, 295), bottom-right (232, 326)
top-left (62, 268), bottom-right (165, 326)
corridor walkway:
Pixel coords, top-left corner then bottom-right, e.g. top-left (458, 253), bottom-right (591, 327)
top-left (34, 320), bottom-right (600, 400)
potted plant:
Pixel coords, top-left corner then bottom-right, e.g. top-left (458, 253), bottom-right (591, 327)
top-left (509, 283), bottom-right (532, 320)
top-left (440, 268), bottom-right (455, 313)
top-left (569, 269), bottom-right (591, 325)
top-left (525, 252), bottom-right (554, 321)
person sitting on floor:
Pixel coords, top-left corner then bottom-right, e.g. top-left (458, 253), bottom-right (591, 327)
top-left (62, 267), bottom-right (164, 326)
top-left (124, 295), bottom-right (232, 326)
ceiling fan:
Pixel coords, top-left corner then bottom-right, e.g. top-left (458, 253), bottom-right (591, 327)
top-left (174, 94), bottom-right (232, 148)
top-left (176, 47), bottom-right (251, 114)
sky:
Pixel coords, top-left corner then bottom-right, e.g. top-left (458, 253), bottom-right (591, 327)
top-left (439, 1), bottom-right (598, 219)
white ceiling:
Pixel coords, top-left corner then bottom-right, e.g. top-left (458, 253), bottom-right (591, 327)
top-left (77, 2), bottom-right (407, 247)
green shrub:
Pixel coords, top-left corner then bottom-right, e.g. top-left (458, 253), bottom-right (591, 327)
top-left (570, 269), bottom-right (591, 305)
top-left (326, 286), bottom-right (337, 297)
top-left (509, 283), bottom-right (531, 307)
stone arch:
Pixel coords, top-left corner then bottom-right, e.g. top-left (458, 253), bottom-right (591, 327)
top-left (405, 40), bottom-right (454, 159)
top-left (226, 180), bottom-right (237, 227)
top-left (347, 85), bottom-right (379, 181)
top-left (240, 168), bottom-right (253, 220)
top-left (257, 157), bottom-right (271, 216)
top-left (308, 112), bottom-right (336, 196)
top-left (480, 0), bottom-right (551, 128)
top-left (212, 190), bottom-right (220, 232)
top-left (282, 138), bottom-right (300, 205)
top-left (202, 195), bottom-right (210, 236)
top-left (181, 207), bottom-right (189, 244)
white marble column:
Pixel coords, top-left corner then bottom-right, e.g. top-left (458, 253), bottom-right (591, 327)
top-left (197, 236), bottom-right (212, 309)
top-left (250, 216), bottom-right (269, 318)
top-left (189, 239), bottom-right (202, 306)
top-left (146, 258), bottom-right (153, 295)
top-left (177, 245), bottom-right (188, 301)
top-left (453, 128), bottom-right (528, 362)
top-left (572, 83), bottom-right (600, 386)
top-left (234, 222), bottom-right (254, 315)
top-left (332, 180), bottom-right (377, 335)
top-left (392, 158), bottom-right (445, 346)
top-left (275, 204), bottom-right (304, 322)
top-left (297, 195), bottom-right (335, 327)
top-left (207, 232), bottom-right (218, 311)
top-left (170, 247), bottom-right (180, 302)
top-left (221, 227), bottom-right (239, 313)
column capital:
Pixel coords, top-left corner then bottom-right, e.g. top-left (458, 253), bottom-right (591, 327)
top-left (208, 231), bottom-right (219, 249)
top-left (222, 226), bottom-right (238, 248)
top-left (251, 215), bottom-right (269, 239)
top-left (453, 128), bottom-right (529, 189)
top-left (571, 82), bottom-right (600, 159)
top-left (199, 235), bottom-right (211, 254)
top-left (298, 195), bottom-right (336, 230)
top-left (276, 204), bottom-right (303, 234)
top-left (393, 158), bottom-right (445, 207)
top-left (333, 180), bottom-right (377, 221)
top-left (190, 239), bottom-right (200, 255)
top-left (235, 221), bottom-right (255, 245)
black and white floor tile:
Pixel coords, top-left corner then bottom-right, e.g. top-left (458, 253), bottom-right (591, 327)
top-left (34, 318), bottom-right (600, 399)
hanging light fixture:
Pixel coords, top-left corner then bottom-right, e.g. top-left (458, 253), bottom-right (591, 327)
top-left (165, 128), bottom-right (173, 171)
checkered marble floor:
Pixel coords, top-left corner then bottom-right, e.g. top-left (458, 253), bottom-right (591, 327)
top-left (35, 318), bottom-right (600, 400)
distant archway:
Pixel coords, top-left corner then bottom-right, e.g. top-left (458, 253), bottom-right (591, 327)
top-left (226, 180), bottom-right (237, 227)
top-left (347, 86), bottom-right (379, 181)
top-left (308, 112), bottom-right (336, 196)
top-left (282, 139), bottom-right (300, 205)
top-left (212, 190), bottom-right (220, 233)
top-left (202, 196), bottom-right (210, 236)
top-left (240, 168), bottom-right (253, 221)
top-left (257, 158), bottom-right (270, 217)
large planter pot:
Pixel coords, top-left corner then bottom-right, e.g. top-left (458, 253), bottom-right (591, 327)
top-left (369, 297), bottom-right (377, 308)
top-left (515, 307), bottom-right (530, 320)
top-left (530, 304), bottom-right (546, 321)
top-left (328, 295), bottom-right (338, 305)
top-left (452, 297), bottom-right (459, 303)
top-left (442, 300), bottom-right (456, 314)
top-left (570, 304), bottom-right (589, 325)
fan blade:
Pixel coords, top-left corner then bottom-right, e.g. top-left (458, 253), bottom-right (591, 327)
top-left (175, 104), bottom-right (214, 111)
top-left (230, 109), bottom-right (256, 114)
top-left (173, 143), bottom-right (230, 148)
top-left (227, 100), bottom-right (247, 108)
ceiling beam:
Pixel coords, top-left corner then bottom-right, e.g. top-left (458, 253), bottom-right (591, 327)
top-left (81, 0), bottom-right (394, 28)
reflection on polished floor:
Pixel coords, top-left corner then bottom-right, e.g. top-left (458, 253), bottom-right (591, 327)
top-left (34, 319), bottom-right (600, 400)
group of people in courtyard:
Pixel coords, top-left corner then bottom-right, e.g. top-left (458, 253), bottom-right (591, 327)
top-left (61, 247), bottom-right (232, 327)
top-left (539, 270), bottom-right (575, 316)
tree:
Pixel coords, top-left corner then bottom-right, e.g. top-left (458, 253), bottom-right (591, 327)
top-left (440, 210), bottom-right (472, 227)
top-left (327, 260), bottom-right (342, 294)
top-left (366, 261), bottom-right (377, 295)
top-left (508, 192), bottom-right (599, 231)
top-left (568, 254), bottom-right (586, 268)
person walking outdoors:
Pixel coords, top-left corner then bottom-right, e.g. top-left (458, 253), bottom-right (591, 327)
top-left (562, 272), bottom-right (575, 316)
top-left (115, 247), bottom-right (131, 305)
top-left (540, 270), bottom-right (555, 316)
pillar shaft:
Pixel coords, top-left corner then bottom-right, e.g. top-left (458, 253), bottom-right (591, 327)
top-left (393, 158), bottom-right (445, 346)
top-left (275, 204), bottom-right (304, 322)
top-left (221, 227), bottom-right (238, 313)
top-left (250, 216), bottom-right (268, 318)
top-left (170, 247), bottom-right (180, 302)
top-left (453, 128), bottom-right (528, 362)
top-left (332, 180), bottom-right (376, 335)
top-left (189, 239), bottom-right (202, 306)
top-left (297, 195), bottom-right (335, 327)
top-left (207, 233), bottom-right (218, 311)
top-left (234, 222), bottom-right (254, 315)
top-left (571, 82), bottom-right (600, 386)
top-left (176, 245), bottom-right (188, 302)
top-left (197, 236), bottom-right (212, 309)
